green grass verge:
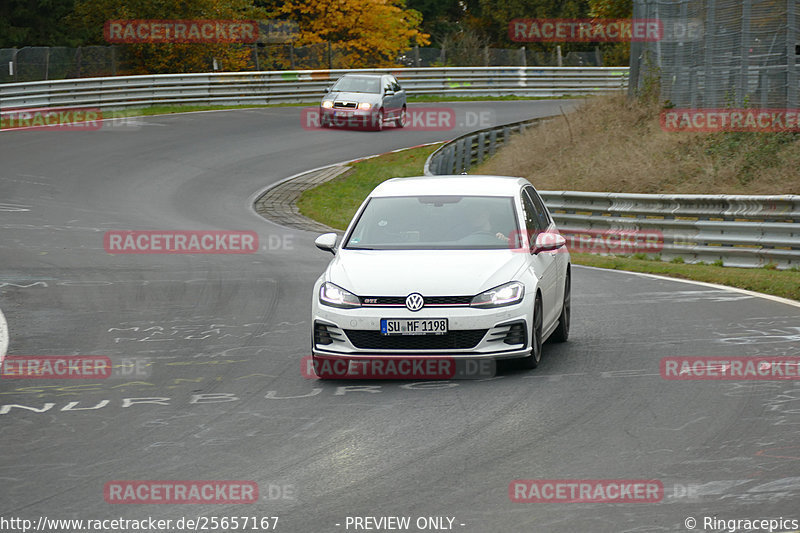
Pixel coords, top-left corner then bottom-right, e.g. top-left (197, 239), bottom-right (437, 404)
top-left (108, 95), bottom-right (578, 118)
top-left (571, 253), bottom-right (800, 301)
top-left (297, 143), bottom-right (800, 302)
top-left (407, 94), bottom-right (579, 103)
top-left (297, 144), bottom-right (442, 231)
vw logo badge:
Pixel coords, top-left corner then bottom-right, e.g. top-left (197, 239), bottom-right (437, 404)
top-left (405, 293), bottom-right (424, 312)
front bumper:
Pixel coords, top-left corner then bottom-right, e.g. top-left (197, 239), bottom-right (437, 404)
top-left (311, 303), bottom-right (531, 360)
top-left (320, 107), bottom-right (380, 128)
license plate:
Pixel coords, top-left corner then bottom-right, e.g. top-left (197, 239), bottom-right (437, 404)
top-left (380, 318), bottom-right (448, 336)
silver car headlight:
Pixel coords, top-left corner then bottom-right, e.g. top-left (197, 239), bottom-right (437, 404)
top-left (322, 100), bottom-right (334, 108)
top-left (470, 281), bottom-right (525, 308)
top-left (357, 102), bottom-right (372, 110)
top-left (319, 282), bottom-right (361, 309)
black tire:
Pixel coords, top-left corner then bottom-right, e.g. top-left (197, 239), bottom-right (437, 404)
top-left (551, 271), bottom-right (570, 343)
top-left (522, 294), bottom-right (543, 369)
top-left (373, 109), bottom-right (384, 131)
top-left (395, 107), bottom-right (407, 128)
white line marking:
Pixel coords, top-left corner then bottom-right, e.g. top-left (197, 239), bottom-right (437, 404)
top-left (0, 306), bottom-right (8, 365)
top-left (575, 265), bottom-right (800, 309)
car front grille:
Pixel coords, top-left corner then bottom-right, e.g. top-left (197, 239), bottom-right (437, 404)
top-left (343, 329), bottom-right (487, 350)
top-left (333, 101), bottom-right (357, 108)
top-left (359, 296), bottom-right (473, 307)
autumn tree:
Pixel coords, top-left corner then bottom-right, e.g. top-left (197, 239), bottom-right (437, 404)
top-left (588, 0), bottom-right (633, 18)
top-left (70, 0), bottom-right (268, 74)
top-left (277, 0), bottom-right (429, 68)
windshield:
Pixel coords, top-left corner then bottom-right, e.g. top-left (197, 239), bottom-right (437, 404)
top-left (332, 76), bottom-right (382, 94)
top-left (344, 195), bottom-right (519, 250)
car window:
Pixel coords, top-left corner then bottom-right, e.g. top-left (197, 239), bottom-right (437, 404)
top-left (345, 195), bottom-right (519, 250)
top-left (520, 190), bottom-right (544, 244)
top-left (523, 186), bottom-right (551, 229)
top-left (332, 76), bottom-right (381, 94)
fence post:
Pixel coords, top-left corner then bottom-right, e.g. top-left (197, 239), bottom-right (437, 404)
top-left (628, 0), bottom-right (642, 98)
top-left (289, 43), bottom-right (295, 69)
top-left (483, 45), bottom-right (489, 66)
top-left (111, 45), bottom-right (117, 76)
top-left (328, 41), bottom-right (333, 70)
top-left (44, 47), bottom-right (50, 80)
top-left (520, 46), bottom-right (526, 67)
top-left (704, 0), bottom-right (717, 107)
top-left (788, 0), bottom-right (797, 108)
top-left (75, 46), bottom-right (82, 78)
top-left (414, 45), bottom-right (420, 67)
top-left (738, 0), bottom-right (751, 107)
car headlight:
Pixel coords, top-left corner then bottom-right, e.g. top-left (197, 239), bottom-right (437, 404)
top-left (322, 100), bottom-right (334, 109)
top-left (470, 282), bottom-right (525, 308)
top-left (357, 102), bottom-right (372, 110)
top-left (319, 282), bottom-right (361, 309)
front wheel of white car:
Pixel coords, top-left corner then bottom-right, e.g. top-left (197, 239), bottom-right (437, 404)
top-left (395, 107), bottom-right (407, 128)
top-left (522, 294), bottom-right (543, 369)
top-left (373, 110), bottom-right (384, 131)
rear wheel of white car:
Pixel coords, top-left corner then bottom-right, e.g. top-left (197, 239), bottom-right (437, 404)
top-left (551, 271), bottom-right (570, 343)
top-left (374, 110), bottom-right (384, 131)
top-left (523, 294), bottom-right (543, 369)
top-left (395, 107), bottom-right (407, 128)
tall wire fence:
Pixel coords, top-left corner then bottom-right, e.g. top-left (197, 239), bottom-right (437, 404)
top-left (629, 0), bottom-right (799, 108)
top-left (0, 44), bottom-right (606, 84)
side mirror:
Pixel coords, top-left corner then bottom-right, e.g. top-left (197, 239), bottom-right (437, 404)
top-left (315, 233), bottom-right (338, 255)
top-left (384, 89), bottom-right (395, 95)
top-left (532, 232), bottom-right (566, 254)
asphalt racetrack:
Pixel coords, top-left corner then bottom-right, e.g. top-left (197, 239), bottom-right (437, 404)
top-left (1, 101), bottom-right (799, 532)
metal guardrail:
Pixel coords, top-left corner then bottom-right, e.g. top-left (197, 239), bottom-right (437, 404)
top-left (424, 120), bottom-right (800, 269)
top-left (423, 117), bottom-right (544, 175)
top-left (0, 67), bottom-right (628, 110)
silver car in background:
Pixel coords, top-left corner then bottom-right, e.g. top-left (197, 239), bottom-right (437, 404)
top-left (320, 73), bottom-right (407, 131)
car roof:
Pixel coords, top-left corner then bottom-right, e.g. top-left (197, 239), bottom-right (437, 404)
top-left (370, 175), bottom-right (529, 198)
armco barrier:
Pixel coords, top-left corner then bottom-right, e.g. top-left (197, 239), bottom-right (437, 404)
top-left (424, 121), bottom-right (800, 269)
top-left (0, 67), bottom-right (628, 110)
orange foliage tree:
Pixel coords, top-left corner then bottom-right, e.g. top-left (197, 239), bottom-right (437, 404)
top-left (278, 0), bottom-right (430, 68)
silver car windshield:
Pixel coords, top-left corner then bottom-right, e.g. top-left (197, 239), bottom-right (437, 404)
top-left (332, 76), bottom-right (382, 94)
top-left (344, 196), bottom-right (519, 250)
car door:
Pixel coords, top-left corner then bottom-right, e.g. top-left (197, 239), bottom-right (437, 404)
top-left (382, 76), bottom-right (399, 119)
top-left (521, 186), bottom-right (560, 331)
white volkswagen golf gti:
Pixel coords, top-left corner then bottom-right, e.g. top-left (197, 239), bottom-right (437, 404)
top-left (311, 175), bottom-right (570, 374)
